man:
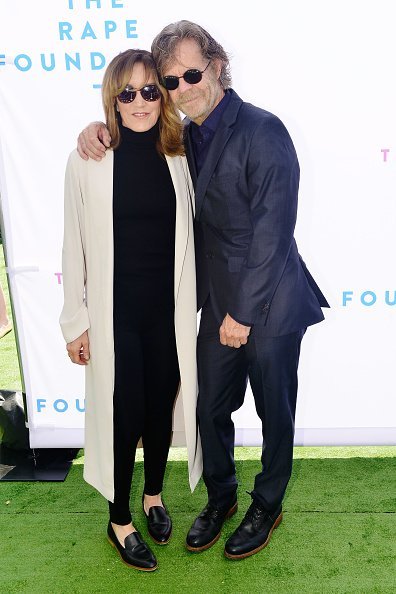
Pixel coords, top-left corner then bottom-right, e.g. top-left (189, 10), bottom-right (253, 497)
top-left (77, 20), bottom-right (329, 560)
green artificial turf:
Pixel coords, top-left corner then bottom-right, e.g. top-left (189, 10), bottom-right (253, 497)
top-left (1, 247), bottom-right (395, 592)
top-left (1, 451), bottom-right (395, 593)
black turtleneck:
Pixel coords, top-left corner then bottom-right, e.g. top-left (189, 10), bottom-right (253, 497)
top-left (113, 122), bottom-right (176, 326)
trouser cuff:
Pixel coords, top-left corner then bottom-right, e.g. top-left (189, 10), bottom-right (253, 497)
top-left (108, 501), bottom-right (132, 525)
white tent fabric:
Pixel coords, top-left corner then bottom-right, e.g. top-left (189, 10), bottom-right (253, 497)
top-left (0, 0), bottom-right (395, 448)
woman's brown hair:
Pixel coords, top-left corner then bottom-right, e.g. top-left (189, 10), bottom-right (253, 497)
top-left (101, 49), bottom-right (184, 156)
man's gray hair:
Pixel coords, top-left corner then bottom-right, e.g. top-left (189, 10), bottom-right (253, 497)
top-left (152, 20), bottom-right (232, 90)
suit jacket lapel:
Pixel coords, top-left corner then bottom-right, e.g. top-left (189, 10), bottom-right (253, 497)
top-left (184, 126), bottom-right (198, 188)
top-left (193, 90), bottom-right (243, 220)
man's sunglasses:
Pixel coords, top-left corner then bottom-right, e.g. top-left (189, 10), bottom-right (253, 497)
top-left (117, 84), bottom-right (161, 103)
top-left (162, 62), bottom-right (211, 91)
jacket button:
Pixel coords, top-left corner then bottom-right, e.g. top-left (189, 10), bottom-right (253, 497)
top-left (262, 303), bottom-right (270, 312)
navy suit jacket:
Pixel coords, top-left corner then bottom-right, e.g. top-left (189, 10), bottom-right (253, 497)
top-left (185, 89), bottom-right (329, 337)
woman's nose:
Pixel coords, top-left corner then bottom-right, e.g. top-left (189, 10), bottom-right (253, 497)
top-left (134, 90), bottom-right (147, 105)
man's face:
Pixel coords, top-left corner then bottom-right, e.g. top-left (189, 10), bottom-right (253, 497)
top-left (163, 38), bottom-right (224, 125)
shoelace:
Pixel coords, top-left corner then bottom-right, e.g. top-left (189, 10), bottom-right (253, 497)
top-left (201, 504), bottom-right (222, 520)
top-left (243, 491), bottom-right (268, 525)
top-left (244, 503), bottom-right (265, 521)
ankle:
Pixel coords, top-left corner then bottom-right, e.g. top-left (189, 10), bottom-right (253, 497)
top-left (143, 493), bottom-right (163, 513)
top-left (111, 522), bottom-right (136, 546)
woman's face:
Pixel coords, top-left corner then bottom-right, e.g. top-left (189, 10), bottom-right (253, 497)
top-left (116, 62), bottom-right (161, 133)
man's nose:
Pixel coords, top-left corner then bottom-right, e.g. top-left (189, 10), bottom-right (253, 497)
top-left (177, 77), bottom-right (194, 93)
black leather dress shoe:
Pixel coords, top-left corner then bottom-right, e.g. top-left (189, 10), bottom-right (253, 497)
top-left (143, 498), bottom-right (172, 544)
top-left (224, 501), bottom-right (282, 559)
top-left (186, 499), bottom-right (238, 552)
top-left (107, 522), bottom-right (157, 571)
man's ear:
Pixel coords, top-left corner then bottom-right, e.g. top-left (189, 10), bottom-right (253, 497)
top-left (212, 58), bottom-right (223, 80)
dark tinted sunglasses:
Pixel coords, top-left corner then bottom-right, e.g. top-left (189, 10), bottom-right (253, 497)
top-left (117, 84), bottom-right (161, 103)
top-left (162, 61), bottom-right (211, 91)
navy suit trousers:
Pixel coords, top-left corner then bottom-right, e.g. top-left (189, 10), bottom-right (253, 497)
top-left (197, 299), bottom-right (305, 511)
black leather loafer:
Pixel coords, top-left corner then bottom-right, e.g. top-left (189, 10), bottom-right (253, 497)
top-left (186, 499), bottom-right (238, 552)
top-left (143, 498), bottom-right (172, 544)
top-left (224, 501), bottom-right (282, 559)
top-left (107, 522), bottom-right (157, 571)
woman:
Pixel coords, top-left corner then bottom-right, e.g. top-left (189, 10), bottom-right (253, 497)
top-left (60, 49), bottom-right (202, 571)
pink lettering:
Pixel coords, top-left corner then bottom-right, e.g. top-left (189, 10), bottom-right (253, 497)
top-left (381, 148), bottom-right (390, 162)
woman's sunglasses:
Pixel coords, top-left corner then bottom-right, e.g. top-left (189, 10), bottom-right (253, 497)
top-left (117, 84), bottom-right (161, 103)
top-left (162, 62), bottom-right (211, 91)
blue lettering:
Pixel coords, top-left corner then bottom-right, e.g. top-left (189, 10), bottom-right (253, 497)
top-left (81, 21), bottom-right (97, 40)
top-left (37, 399), bottom-right (46, 412)
top-left (59, 22), bottom-right (72, 40)
top-left (65, 53), bottom-right (81, 70)
top-left (76, 398), bottom-right (85, 412)
top-left (54, 399), bottom-right (68, 413)
top-left (361, 291), bottom-right (376, 306)
top-left (104, 20), bottom-right (117, 38)
top-left (14, 54), bottom-right (32, 72)
top-left (126, 20), bottom-right (138, 39)
top-left (385, 291), bottom-right (396, 306)
top-left (0, 54), bottom-right (5, 66)
top-left (36, 398), bottom-right (86, 413)
top-left (342, 291), bottom-right (353, 306)
top-left (91, 52), bottom-right (105, 70)
top-left (41, 53), bottom-right (55, 72)
top-left (68, 0), bottom-right (123, 10)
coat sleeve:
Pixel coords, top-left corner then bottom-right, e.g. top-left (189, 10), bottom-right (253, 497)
top-left (228, 117), bottom-right (299, 325)
top-left (59, 151), bottom-right (90, 343)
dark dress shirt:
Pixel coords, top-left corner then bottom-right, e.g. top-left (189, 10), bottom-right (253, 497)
top-left (190, 90), bottom-right (231, 174)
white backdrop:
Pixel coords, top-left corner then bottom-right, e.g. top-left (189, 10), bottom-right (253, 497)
top-left (0, 0), bottom-right (395, 448)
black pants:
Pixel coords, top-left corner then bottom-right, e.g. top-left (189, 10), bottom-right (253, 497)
top-left (108, 315), bottom-right (180, 525)
top-left (197, 300), bottom-right (304, 511)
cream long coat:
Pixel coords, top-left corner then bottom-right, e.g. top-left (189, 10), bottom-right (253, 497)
top-left (60, 148), bottom-right (202, 502)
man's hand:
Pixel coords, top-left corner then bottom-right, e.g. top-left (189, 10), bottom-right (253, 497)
top-left (219, 314), bottom-right (251, 348)
top-left (66, 331), bottom-right (90, 365)
top-left (77, 122), bottom-right (111, 161)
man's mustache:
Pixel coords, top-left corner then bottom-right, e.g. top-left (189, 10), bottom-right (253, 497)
top-left (177, 91), bottom-right (200, 105)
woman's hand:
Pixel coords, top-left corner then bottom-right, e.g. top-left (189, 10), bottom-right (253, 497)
top-left (77, 121), bottom-right (111, 161)
top-left (66, 330), bottom-right (90, 365)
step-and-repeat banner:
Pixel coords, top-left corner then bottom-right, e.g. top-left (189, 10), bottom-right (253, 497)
top-left (0, 0), bottom-right (395, 448)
